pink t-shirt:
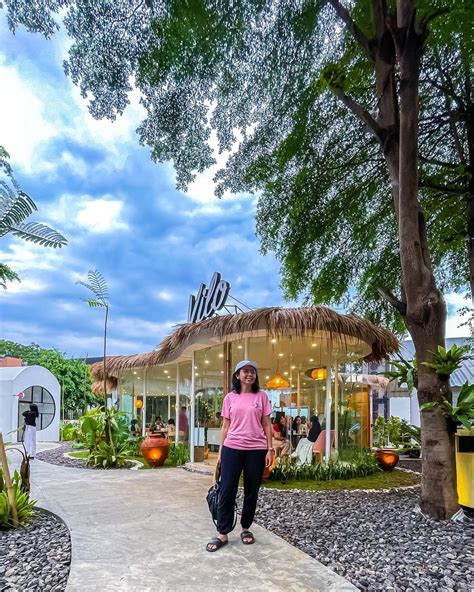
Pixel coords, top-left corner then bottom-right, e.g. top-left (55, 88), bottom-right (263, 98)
top-left (221, 390), bottom-right (272, 450)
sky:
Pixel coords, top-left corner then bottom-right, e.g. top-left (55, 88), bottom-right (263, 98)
top-left (0, 17), bottom-right (469, 359)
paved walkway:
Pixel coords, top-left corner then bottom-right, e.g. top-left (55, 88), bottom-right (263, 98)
top-left (8, 444), bottom-right (356, 592)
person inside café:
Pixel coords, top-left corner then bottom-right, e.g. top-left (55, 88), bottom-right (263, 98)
top-left (178, 406), bottom-right (189, 442)
top-left (167, 418), bottom-right (176, 439)
top-left (272, 413), bottom-right (291, 457)
top-left (291, 416), bottom-right (302, 448)
top-left (291, 414), bottom-right (322, 465)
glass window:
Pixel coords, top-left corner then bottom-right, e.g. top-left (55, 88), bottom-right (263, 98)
top-left (18, 385), bottom-right (56, 432)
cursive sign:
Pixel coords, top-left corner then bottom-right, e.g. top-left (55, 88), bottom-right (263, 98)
top-left (188, 272), bottom-right (231, 323)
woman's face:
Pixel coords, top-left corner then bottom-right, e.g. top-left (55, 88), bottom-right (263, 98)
top-left (295, 417), bottom-right (301, 425)
top-left (237, 365), bottom-right (256, 385)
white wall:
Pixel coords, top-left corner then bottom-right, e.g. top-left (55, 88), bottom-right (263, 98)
top-left (388, 390), bottom-right (420, 427)
top-left (0, 366), bottom-right (60, 442)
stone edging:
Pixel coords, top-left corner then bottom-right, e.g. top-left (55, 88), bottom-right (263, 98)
top-left (63, 451), bottom-right (144, 470)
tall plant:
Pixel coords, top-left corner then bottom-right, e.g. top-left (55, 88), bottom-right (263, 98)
top-left (77, 270), bottom-right (113, 447)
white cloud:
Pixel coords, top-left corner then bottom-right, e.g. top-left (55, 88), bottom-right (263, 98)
top-left (75, 198), bottom-right (129, 233)
top-left (156, 290), bottom-right (173, 302)
top-left (0, 27), bottom-right (146, 177)
top-left (44, 193), bottom-right (129, 234)
top-left (0, 57), bottom-right (57, 172)
top-left (1, 277), bottom-right (48, 294)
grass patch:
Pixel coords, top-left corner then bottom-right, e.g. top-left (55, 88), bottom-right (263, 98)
top-left (69, 451), bottom-right (178, 469)
top-left (264, 469), bottom-right (420, 491)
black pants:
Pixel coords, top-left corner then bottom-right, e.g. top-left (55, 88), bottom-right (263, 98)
top-left (217, 445), bottom-right (267, 535)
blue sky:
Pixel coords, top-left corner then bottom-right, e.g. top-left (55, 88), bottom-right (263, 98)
top-left (0, 18), bottom-right (468, 358)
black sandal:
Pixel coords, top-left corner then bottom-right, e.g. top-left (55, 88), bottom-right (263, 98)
top-left (206, 537), bottom-right (228, 552)
top-left (240, 531), bottom-right (255, 545)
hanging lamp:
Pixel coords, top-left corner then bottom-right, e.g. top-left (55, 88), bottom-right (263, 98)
top-left (311, 368), bottom-right (327, 381)
top-left (266, 373), bottom-right (290, 389)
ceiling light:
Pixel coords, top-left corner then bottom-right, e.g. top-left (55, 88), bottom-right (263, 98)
top-left (312, 344), bottom-right (317, 347)
top-left (265, 376), bottom-right (270, 380)
top-left (238, 345), bottom-right (243, 349)
top-left (271, 339), bottom-right (277, 343)
top-left (309, 358), bottom-right (314, 362)
top-left (195, 372), bottom-right (199, 376)
top-left (137, 377), bottom-right (141, 380)
top-left (205, 360), bottom-right (210, 364)
top-left (283, 371), bottom-right (289, 376)
top-left (278, 353), bottom-right (284, 357)
top-left (266, 373), bottom-right (290, 389)
top-left (164, 370), bottom-right (169, 374)
top-left (133, 371), bottom-right (137, 375)
top-left (311, 368), bottom-right (327, 380)
top-left (291, 365), bottom-right (295, 369)
top-left (219, 353), bottom-right (224, 358)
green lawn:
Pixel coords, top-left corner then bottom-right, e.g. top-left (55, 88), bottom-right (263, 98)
top-left (69, 451), bottom-right (179, 469)
top-left (263, 469), bottom-right (420, 491)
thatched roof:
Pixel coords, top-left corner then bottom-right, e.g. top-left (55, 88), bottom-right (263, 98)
top-left (91, 307), bottom-right (398, 379)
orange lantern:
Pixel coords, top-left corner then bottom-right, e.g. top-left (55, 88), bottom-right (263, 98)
top-left (266, 373), bottom-right (290, 389)
top-left (135, 399), bottom-right (143, 409)
top-left (311, 368), bottom-right (327, 380)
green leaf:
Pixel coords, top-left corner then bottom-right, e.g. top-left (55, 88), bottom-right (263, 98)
top-left (420, 401), bottom-right (437, 410)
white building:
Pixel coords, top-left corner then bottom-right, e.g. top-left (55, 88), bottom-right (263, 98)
top-left (0, 364), bottom-right (60, 442)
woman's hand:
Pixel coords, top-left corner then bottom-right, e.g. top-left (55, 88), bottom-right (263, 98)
top-left (265, 449), bottom-right (274, 467)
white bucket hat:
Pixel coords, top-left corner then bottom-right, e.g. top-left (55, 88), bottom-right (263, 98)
top-left (234, 360), bottom-right (258, 374)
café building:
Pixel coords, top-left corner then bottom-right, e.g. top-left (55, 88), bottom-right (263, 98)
top-left (92, 274), bottom-right (397, 462)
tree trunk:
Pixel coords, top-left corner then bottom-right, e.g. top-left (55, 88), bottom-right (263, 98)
top-left (395, 0), bottom-right (458, 519)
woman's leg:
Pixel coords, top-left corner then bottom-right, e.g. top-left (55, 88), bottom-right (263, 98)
top-left (216, 446), bottom-right (244, 535)
top-left (241, 449), bottom-right (266, 531)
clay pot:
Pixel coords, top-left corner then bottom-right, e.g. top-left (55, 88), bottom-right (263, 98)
top-left (376, 448), bottom-right (400, 472)
top-left (140, 433), bottom-right (170, 468)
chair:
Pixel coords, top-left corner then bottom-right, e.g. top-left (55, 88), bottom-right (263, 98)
top-left (312, 430), bottom-right (335, 463)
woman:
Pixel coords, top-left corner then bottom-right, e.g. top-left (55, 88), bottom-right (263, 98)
top-left (291, 416), bottom-right (302, 448)
top-left (22, 403), bottom-right (39, 459)
top-left (206, 360), bottom-right (274, 552)
top-left (167, 418), bottom-right (176, 438)
top-left (130, 418), bottom-right (140, 437)
top-left (300, 416), bottom-right (309, 437)
top-left (272, 414), bottom-right (291, 457)
top-left (291, 415), bottom-right (322, 466)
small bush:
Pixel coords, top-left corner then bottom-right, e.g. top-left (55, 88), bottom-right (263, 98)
top-left (270, 449), bottom-right (378, 482)
top-left (168, 442), bottom-right (189, 466)
top-left (87, 442), bottom-right (131, 469)
top-left (0, 470), bottom-right (36, 529)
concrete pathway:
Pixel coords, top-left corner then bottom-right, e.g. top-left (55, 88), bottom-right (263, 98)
top-left (8, 444), bottom-right (356, 592)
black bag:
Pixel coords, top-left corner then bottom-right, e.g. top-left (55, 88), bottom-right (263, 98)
top-left (206, 462), bottom-right (237, 528)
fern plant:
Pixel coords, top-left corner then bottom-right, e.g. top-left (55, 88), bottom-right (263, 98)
top-left (0, 470), bottom-right (36, 529)
top-left (385, 355), bottom-right (418, 390)
top-left (421, 344), bottom-right (470, 378)
top-left (421, 382), bottom-right (474, 430)
top-left (0, 146), bottom-right (67, 288)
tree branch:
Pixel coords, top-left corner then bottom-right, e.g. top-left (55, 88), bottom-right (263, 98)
top-left (419, 155), bottom-right (461, 169)
top-left (327, 0), bottom-right (375, 61)
top-left (331, 86), bottom-right (383, 139)
top-left (378, 287), bottom-right (407, 315)
top-left (418, 179), bottom-right (467, 195)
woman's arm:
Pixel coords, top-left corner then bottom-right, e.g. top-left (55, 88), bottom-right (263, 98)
top-left (263, 416), bottom-right (274, 467)
top-left (217, 418), bottom-right (230, 462)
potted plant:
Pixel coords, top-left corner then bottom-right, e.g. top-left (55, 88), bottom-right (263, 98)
top-left (372, 416), bottom-right (400, 471)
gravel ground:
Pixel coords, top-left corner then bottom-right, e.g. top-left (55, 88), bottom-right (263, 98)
top-left (0, 508), bottom-right (71, 592)
top-left (36, 443), bottom-right (87, 468)
top-left (398, 459), bottom-right (422, 473)
top-left (36, 443), bottom-right (140, 470)
top-left (250, 487), bottom-right (474, 591)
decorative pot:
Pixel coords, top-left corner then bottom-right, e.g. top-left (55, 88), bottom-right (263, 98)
top-left (140, 433), bottom-right (170, 468)
top-left (376, 448), bottom-right (400, 472)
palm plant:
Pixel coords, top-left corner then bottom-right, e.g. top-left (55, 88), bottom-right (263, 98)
top-left (0, 146), bottom-right (67, 288)
top-left (77, 269), bottom-right (109, 401)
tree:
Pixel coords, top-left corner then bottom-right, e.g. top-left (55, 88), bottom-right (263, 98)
top-left (4, 0), bottom-right (470, 518)
top-left (0, 146), bottom-right (67, 288)
top-left (0, 340), bottom-right (95, 414)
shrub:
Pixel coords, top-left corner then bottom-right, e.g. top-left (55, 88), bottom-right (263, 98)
top-left (60, 421), bottom-right (82, 442)
top-left (270, 449), bottom-right (378, 482)
top-left (0, 470), bottom-right (36, 529)
top-left (87, 442), bottom-right (131, 469)
top-left (128, 435), bottom-right (145, 457)
top-left (168, 442), bottom-right (189, 466)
